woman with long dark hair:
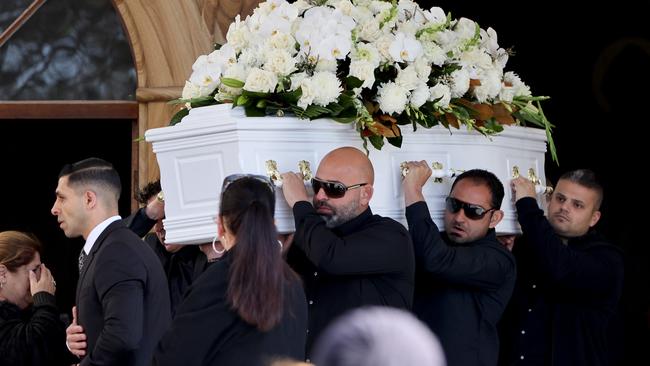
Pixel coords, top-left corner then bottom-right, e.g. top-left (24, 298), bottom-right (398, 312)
top-left (153, 174), bottom-right (307, 365)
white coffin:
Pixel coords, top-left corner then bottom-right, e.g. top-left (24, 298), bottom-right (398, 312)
top-left (145, 104), bottom-right (548, 244)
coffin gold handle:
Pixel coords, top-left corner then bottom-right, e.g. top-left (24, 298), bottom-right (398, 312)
top-left (400, 161), bottom-right (463, 183)
top-left (512, 166), bottom-right (520, 178)
top-left (298, 160), bottom-right (312, 181)
top-left (265, 160), bottom-right (283, 187)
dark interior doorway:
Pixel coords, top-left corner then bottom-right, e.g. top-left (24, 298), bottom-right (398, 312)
top-left (0, 118), bottom-right (133, 317)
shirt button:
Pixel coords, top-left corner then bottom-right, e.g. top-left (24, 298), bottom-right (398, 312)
top-left (528, 308), bottom-right (532, 312)
top-left (306, 329), bottom-right (310, 334)
top-left (313, 272), bottom-right (318, 277)
top-left (532, 284), bottom-right (537, 289)
top-left (521, 330), bottom-right (526, 335)
top-left (520, 355), bottom-right (525, 360)
top-left (309, 300), bottom-right (314, 305)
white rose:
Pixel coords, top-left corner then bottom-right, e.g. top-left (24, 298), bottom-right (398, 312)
top-left (263, 49), bottom-right (296, 76)
top-left (499, 71), bottom-right (531, 101)
top-left (413, 57), bottom-right (432, 80)
top-left (377, 82), bottom-right (409, 115)
top-left (410, 82), bottom-right (430, 108)
top-left (226, 15), bottom-right (249, 53)
top-left (429, 83), bottom-right (451, 108)
top-left (243, 68), bottom-right (278, 93)
top-left (356, 17), bottom-right (382, 42)
top-left (311, 71), bottom-right (343, 106)
top-left (315, 58), bottom-right (338, 73)
top-left (396, 65), bottom-right (419, 91)
top-left (422, 41), bottom-right (447, 66)
top-left (268, 32), bottom-right (296, 53)
top-left (349, 60), bottom-right (377, 89)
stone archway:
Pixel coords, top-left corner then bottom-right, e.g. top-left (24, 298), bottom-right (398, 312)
top-left (112, 0), bottom-right (261, 186)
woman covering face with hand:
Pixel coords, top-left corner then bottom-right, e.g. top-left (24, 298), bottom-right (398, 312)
top-left (0, 231), bottom-right (73, 366)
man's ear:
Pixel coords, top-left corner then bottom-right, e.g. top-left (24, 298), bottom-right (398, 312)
top-left (84, 190), bottom-right (98, 209)
top-left (360, 184), bottom-right (374, 206)
top-left (488, 210), bottom-right (504, 229)
top-left (589, 210), bottom-right (601, 228)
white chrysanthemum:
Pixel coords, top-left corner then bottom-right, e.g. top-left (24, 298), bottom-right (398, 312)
top-left (377, 82), bottom-right (409, 115)
top-left (396, 65), bottom-right (419, 91)
top-left (410, 82), bottom-right (430, 108)
top-left (331, 0), bottom-right (355, 16)
top-left (243, 68), bottom-right (278, 93)
top-left (472, 69), bottom-right (502, 103)
top-left (349, 60), bottom-right (377, 89)
top-left (389, 32), bottom-right (423, 62)
top-left (499, 71), bottom-right (531, 102)
top-left (449, 69), bottom-right (470, 98)
top-left (434, 29), bottom-right (461, 56)
top-left (289, 72), bottom-right (308, 91)
top-left (351, 43), bottom-right (381, 67)
top-left (311, 71), bottom-right (343, 106)
top-left (429, 83), bottom-right (451, 108)
top-left (263, 49), bottom-right (296, 76)
top-left (421, 41), bottom-right (447, 66)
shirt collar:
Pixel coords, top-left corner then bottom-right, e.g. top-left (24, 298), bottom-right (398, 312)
top-left (83, 215), bottom-right (121, 254)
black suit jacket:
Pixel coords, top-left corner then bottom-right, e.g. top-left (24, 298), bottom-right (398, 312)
top-left (76, 220), bottom-right (171, 366)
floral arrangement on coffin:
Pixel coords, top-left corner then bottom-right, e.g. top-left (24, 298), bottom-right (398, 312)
top-left (172, 0), bottom-right (557, 162)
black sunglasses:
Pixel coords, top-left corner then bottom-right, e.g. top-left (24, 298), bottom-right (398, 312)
top-left (311, 177), bottom-right (367, 199)
top-left (221, 174), bottom-right (275, 196)
top-left (445, 196), bottom-right (496, 220)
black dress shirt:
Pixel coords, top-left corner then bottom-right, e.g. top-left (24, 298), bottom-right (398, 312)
top-left (406, 201), bottom-right (516, 366)
top-left (498, 197), bottom-right (624, 366)
top-left (288, 201), bottom-right (415, 356)
top-left (153, 250), bottom-right (307, 366)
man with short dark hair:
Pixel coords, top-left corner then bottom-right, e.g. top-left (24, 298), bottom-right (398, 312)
top-left (51, 158), bottom-right (170, 366)
top-left (281, 147), bottom-right (415, 357)
top-left (499, 169), bottom-right (624, 366)
top-left (402, 162), bottom-right (516, 366)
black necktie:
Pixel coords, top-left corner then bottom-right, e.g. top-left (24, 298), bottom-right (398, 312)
top-left (78, 250), bottom-right (87, 273)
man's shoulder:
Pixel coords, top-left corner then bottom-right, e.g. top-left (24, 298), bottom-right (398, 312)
top-left (369, 214), bottom-right (409, 232)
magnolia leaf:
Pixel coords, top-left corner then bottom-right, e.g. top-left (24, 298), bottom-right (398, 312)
top-left (327, 102), bottom-right (345, 116)
top-left (493, 103), bottom-right (516, 125)
top-left (221, 77), bottom-right (245, 88)
top-left (387, 135), bottom-right (403, 148)
top-left (170, 108), bottom-right (190, 126)
top-left (445, 113), bottom-right (460, 129)
top-left (279, 89), bottom-right (302, 104)
top-left (368, 135), bottom-right (384, 150)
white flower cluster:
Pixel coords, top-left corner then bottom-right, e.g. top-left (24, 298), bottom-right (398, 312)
top-left (182, 0), bottom-right (533, 116)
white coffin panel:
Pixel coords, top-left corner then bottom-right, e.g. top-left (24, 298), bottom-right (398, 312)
top-left (146, 104), bottom-right (548, 244)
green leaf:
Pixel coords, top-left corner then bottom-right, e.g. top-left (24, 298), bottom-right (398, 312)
top-left (170, 108), bottom-right (190, 126)
top-left (387, 135), bottom-right (403, 148)
top-left (326, 102), bottom-right (344, 116)
top-left (244, 105), bottom-right (266, 117)
top-left (236, 94), bottom-right (249, 106)
top-left (345, 76), bottom-right (363, 89)
top-left (332, 116), bottom-right (357, 123)
top-left (368, 135), bottom-right (385, 150)
top-left (221, 77), bottom-right (245, 88)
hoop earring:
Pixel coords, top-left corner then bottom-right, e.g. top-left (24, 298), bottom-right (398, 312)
top-left (212, 235), bottom-right (226, 255)
top-left (278, 240), bottom-right (283, 251)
